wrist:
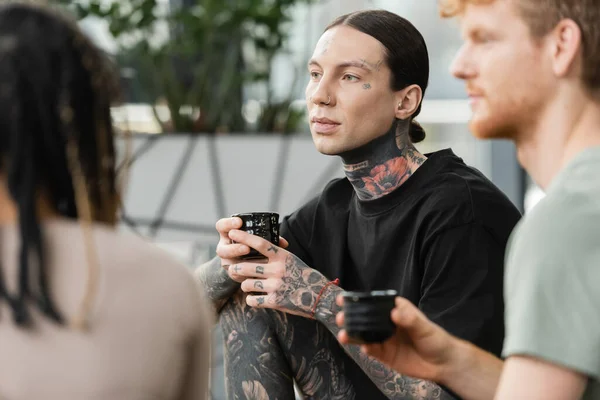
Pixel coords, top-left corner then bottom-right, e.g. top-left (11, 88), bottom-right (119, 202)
top-left (196, 258), bottom-right (240, 302)
top-left (438, 337), bottom-right (477, 387)
top-left (437, 337), bottom-right (504, 400)
top-left (314, 285), bottom-right (343, 323)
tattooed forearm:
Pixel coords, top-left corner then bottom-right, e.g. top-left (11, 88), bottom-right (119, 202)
top-left (316, 292), bottom-right (453, 400)
top-left (195, 256), bottom-right (240, 314)
top-left (349, 346), bottom-right (452, 400)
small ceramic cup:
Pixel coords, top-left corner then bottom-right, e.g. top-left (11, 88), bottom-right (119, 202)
top-left (341, 290), bottom-right (398, 343)
top-left (231, 212), bottom-right (280, 260)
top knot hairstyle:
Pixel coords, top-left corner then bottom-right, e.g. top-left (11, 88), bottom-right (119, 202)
top-left (326, 10), bottom-right (430, 143)
top-left (0, 3), bottom-right (121, 328)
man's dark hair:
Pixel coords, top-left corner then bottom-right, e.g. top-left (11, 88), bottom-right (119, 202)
top-left (0, 3), bottom-right (120, 326)
top-left (326, 10), bottom-right (430, 143)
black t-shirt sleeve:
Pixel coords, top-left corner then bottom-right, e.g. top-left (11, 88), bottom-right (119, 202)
top-left (418, 222), bottom-right (505, 356)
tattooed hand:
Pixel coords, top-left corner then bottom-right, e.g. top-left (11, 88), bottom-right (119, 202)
top-left (215, 217), bottom-right (252, 283)
top-left (228, 229), bottom-right (338, 319)
top-left (216, 217), bottom-right (290, 282)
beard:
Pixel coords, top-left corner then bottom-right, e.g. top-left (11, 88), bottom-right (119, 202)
top-left (468, 97), bottom-right (542, 143)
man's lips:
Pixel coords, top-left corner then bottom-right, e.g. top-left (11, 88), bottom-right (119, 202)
top-left (312, 121), bottom-right (340, 133)
top-left (467, 93), bottom-right (484, 108)
top-left (311, 117), bottom-right (340, 124)
top-left (311, 117), bottom-right (341, 134)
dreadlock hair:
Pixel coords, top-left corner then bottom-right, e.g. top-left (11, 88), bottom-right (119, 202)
top-left (0, 3), bottom-right (121, 328)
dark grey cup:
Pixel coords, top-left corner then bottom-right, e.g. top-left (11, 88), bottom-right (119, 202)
top-left (342, 290), bottom-right (398, 343)
top-left (231, 212), bottom-right (279, 260)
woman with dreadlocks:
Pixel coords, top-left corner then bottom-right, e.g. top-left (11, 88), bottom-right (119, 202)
top-left (0, 3), bottom-right (211, 399)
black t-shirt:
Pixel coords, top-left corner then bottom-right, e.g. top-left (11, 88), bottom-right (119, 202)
top-left (280, 149), bottom-right (522, 397)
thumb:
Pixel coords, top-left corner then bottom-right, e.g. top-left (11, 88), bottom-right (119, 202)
top-left (391, 297), bottom-right (436, 338)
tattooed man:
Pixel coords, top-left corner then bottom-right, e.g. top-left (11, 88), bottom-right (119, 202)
top-left (197, 10), bottom-right (521, 400)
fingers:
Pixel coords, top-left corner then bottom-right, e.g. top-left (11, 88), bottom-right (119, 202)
top-left (336, 329), bottom-right (367, 346)
top-left (217, 243), bottom-right (251, 260)
top-left (215, 218), bottom-right (251, 259)
top-left (338, 328), bottom-right (386, 359)
top-left (336, 309), bottom-right (345, 327)
top-left (246, 294), bottom-right (272, 308)
top-left (228, 262), bottom-right (282, 279)
top-left (337, 329), bottom-right (351, 344)
top-left (229, 229), bottom-right (278, 258)
top-left (279, 236), bottom-right (289, 249)
top-left (240, 279), bottom-right (278, 293)
top-left (215, 217), bottom-right (243, 236)
top-left (227, 270), bottom-right (247, 283)
top-left (361, 343), bottom-right (386, 359)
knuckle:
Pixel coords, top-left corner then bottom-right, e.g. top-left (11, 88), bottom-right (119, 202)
top-left (216, 249), bottom-right (225, 259)
top-left (216, 219), bottom-right (227, 232)
top-left (217, 244), bottom-right (236, 258)
top-left (221, 257), bottom-right (235, 266)
top-left (275, 265), bottom-right (285, 277)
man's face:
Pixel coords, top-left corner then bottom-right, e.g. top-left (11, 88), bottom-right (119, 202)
top-left (450, 0), bottom-right (556, 141)
top-left (305, 26), bottom-right (399, 156)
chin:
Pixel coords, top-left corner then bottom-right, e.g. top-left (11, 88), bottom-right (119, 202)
top-left (311, 133), bottom-right (343, 156)
top-left (468, 114), bottom-right (518, 141)
top-left (313, 142), bottom-right (343, 156)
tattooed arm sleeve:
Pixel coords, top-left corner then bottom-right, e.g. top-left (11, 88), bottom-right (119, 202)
top-left (316, 289), bottom-right (456, 400)
top-left (195, 256), bottom-right (240, 315)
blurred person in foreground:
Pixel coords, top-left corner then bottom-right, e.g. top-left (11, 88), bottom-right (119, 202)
top-left (336, 0), bottom-right (600, 399)
top-left (196, 9), bottom-right (521, 400)
top-left (0, 4), bottom-right (211, 399)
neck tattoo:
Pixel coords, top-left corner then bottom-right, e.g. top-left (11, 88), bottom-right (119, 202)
top-left (342, 121), bottom-right (427, 201)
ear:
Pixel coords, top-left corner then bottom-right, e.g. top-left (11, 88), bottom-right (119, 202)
top-left (550, 19), bottom-right (582, 78)
top-left (394, 84), bottom-right (423, 120)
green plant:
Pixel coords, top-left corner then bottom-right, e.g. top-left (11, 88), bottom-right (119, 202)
top-left (58, 0), bottom-right (313, 133)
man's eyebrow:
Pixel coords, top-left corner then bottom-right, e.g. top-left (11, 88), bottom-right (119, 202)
top-left (308, 58), bottom-right (381, 71)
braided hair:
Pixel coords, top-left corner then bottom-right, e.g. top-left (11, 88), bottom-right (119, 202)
top-left (0, 3), bottom-right (121, 327)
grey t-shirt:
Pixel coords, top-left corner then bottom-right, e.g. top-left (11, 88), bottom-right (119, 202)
top-left (503, 146), bottom-right (600, 398)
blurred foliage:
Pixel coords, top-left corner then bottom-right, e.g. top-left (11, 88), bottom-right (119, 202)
top-left (57, 0), bottom-right (314, 133)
